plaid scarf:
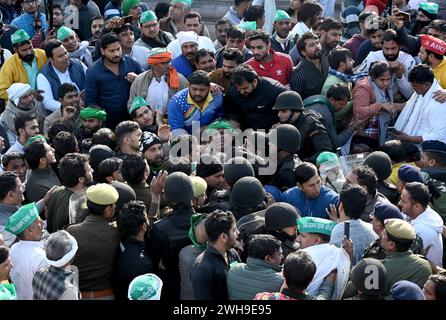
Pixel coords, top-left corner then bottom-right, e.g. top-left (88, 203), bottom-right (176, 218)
top-left (328, 67), bottom-right (366, 84)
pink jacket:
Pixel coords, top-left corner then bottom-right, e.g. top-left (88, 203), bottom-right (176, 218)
top-left (352, 77), bottom-right (383, 121)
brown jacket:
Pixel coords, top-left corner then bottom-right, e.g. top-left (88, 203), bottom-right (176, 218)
top-left (159, 16), bottom-right (211, 38)
top-left (208, 68), bottom-right (232, 95)
top-left (352, 77), bottom-right (383, 121)
top-left (67, 215), bottom-right (121, 291)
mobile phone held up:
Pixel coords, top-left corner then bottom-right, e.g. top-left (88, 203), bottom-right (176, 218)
top-left (396, 11), bottom-right (411, 23)
top-left (344, 221), bottom-right (350, 239)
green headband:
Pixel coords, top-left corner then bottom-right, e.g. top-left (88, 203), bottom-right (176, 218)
top-left (129, 96), bottom-right (150, 114)
top-left (57, 26), bottom-right (75, 41)
top-left (11, 29), bottom-right (30, 45)
top-left (80, 107), bottom-right (107, 120)
top-left (238, 21), bottom-right (257, 31)
top-left (172, 0), bottom-right (192, 7)
top-left (297, 217), bottom-right (336, 236)
top-left (5, 202), bottom-right (39, 236)
top-left (140, 10), bottom-right (157, 24)
top-left (24, 135), bottom-right (47, 148)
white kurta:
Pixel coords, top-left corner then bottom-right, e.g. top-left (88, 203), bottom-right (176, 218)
top-left (410, 207), bottom-right (444, 267)
top-left (167, 36), bottom-right (216, 59)
top-left (9, 240), bottom-right (48, 300)
top-left (146, 76), bottom-right (169, 114)
top-left (395, 80), bottom-right (446, 143)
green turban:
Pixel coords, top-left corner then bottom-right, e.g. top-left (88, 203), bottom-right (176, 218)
top-left (274, 10), bottom-right (291, 23)
top-left (79, 107), bottom-right (107, 120)
top-left (121, 0), bottom-right (140, 16)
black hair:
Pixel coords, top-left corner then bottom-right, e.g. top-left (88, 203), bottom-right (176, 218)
top-left (358, 11), bottom-right (375, 24)
top-left (382, 29), bottom-right (400, 45)
top-left (86, 199), bottom-right (109, 216)
top-left (296, 31), bottom-right (319, 56)
top-left (244, 5), bottom-right (264, 23)
top-left (2, 152), bottom-right (25, 169)
top-left (195, 49), bottom-right (215, 64)
top-left (247, 234), bottom-right (282, 260)
top-left (58, 153), bottom-right (88, 188)
top-left (283, 251), bottom-right (317, 292)
top-left (408, 64), bottom-right (435, 84)
top-left (184, 11), bottom-right (202, 23)
top-left (112, 23), bottom-right (134, 35)
top-left (428, 19), bottom-right (446, 33)
top-left (97, 157), bottom-right (123, 183)
top-left (117, 200), bottom-right (148, 237)
top-left (381, 140), bottom-right (406, 163)
top-left (222, 48), bottom-right (243, 64)
top-left (24, 141), bottom-right (47, 170)
top-left (227, 26), bottom-right (246, 40)
top-left (328, 47), bottom-right (352, 70)
top-left (188, 70), bottom-right (211, 86)
top-left (13, 39), bottom-right (31, 49)
top-left (352, 165), bottom-right (378, 197)
top-left (58, 83), bottom-right (78, 100)
top-left (369, 61), bottom-right (390, 80)
top-left (100, 32), bottom-right (120, 49)
top-left (92, 128), bottom-right (116, 150)
top-left (163, 157), bottom-right (192, 175)
top-left (52, 131), bottom-right (78, 161)
top-left (340, 184), bottom-right (368, 219)
top-left (248, 30), bottom-right (270, 44)
top-left (44, 39), bottom-right (63, 59)
top-left (14, 114), bottom-right (37, 136)
top-left (297, 1), bottom-right (323, 23)
top-left (235, 0), bottom-right (251, 5)
top-left (320, 17), bottom-right (342, 32)
top-left (294, 162), bottom-right (318, 184)
top-left (115, 121), bottom-right (140, 147)
top-left (326, 82), bottom-right (351, 101)
top-left (365, 16), bottom-right (387, 35)
top-left (154, 2), bottom-right (169, 19)
top-left (215, 18), bottom-right (230, 28)
top-left (0, 171), bottom-right (19, 201)
top-left (91, 15), bottom-right (105, 23)
top-left (386, 232), bottom-right (413, 252)
top-left (402, 142), bottom-right (421, 163)
top-left (404, 182), bottom-right (430, 208)
top-left (121, 154), bottom-right (146, 185)
top-left (47, 120), bottom-right (74, 145)
top-left (428, 274), bottom-right (446, 301)
top-left (232, 65), bottom-right (258, 85)
top-left (424, 150), bottom-right (446, 167)
top-left (0, 245), bottom-right (9, 264)
top-left (52, 4), bottom-right (63, 12)
top-left (205, 210), bottom-right (236, 243)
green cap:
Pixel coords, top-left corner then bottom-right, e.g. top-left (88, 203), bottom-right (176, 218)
top-left (419, 2), bottom-right (439, 15)
top-left (129, 96), bottom-right (150, 114)
top-left (140, 9), bottom-right (157, 24)
top-left (274, 10), bottom-right (291, 23)
top-left (5, 202), bottom-right (39, 236)
top-left (316, 151), bottom-right (338, 167)
top-left (57, 26), bottom-right (75, 41)
top-left (11, 29), bottom-right (30, 45)
top-left (121, 0), bottom-right (140, 16)
top-left (238, 21), bottom-right (257, 31)
top-left (0, 284), bottom-right (16, 301)
top-left (79, 107), bottom-right (107, 120)
top-left (24, 135), bottom-right (47, 148)
top-left (128, 273), bottom-right (163, 300)
top-left (148, 47), bottom-right (169, 57)
top-left (172, 0), bottom-right (192, 7)
top-left (207, 119), bottom-right (236, 134)
top-left (188, 213), bottom-right (207, 250)
top-left (297, 217), bottom-right (336, 236)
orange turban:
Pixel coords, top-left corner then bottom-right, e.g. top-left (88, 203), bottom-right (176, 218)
top-left (147, 50), bottom-right (180, 89)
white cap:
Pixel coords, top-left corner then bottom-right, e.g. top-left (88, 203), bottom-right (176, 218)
top-left (176, 31), bottom-right (199, 46)
top-left (7, 83), bottom-right (32, 106)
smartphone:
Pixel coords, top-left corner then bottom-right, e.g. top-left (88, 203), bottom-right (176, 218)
top-left (344, 221), bottom-right (350, 239)
top-left (388, 126), bottom-right (398, 134)
top-left (122, 15), bottom-right (133, 24)
top-left (396, 11), bottom-right (411, 22)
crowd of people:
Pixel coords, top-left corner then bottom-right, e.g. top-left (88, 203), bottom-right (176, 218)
top-left (1, 0), bottom-right (446, 301)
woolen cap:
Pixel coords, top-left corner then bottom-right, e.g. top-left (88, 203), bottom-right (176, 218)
top-left (265, 202), bottom-right (300, 231)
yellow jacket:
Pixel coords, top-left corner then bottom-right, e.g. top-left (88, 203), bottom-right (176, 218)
top-left (433, 58), bottom-right (446, 90)
top-left (0, 49), bottom-right (48, 100)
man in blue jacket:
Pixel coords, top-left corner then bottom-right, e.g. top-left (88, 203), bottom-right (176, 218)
top-left (85, 33), bottom-right (142, 129)
top-left (281, 162), bottom-right (339, 219)
top-left (11, 0), bottom-right (48, 38)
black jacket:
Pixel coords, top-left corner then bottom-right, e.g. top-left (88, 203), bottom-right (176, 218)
top-left (291, 110), bottom-right (335, 163)
top-left (225, 77), bottom-right (286, 130)
top-left (190, 244), bottom-right (240, 300)
top-left (114, 237), bottom-right (154, 301)
top-left (271, 153), bottom-right (300, 191)
top-left (146, 206), bottom-right (195, 300)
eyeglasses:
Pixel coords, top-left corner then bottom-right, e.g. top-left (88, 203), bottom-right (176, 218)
top-left (142, 23), bottom-right (158, 29)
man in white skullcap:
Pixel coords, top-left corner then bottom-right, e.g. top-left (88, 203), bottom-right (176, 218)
top-left (32, 230), bottom-right (80, 300)
top-left (1, 83), bottom-right (46, 148)
top-left (171, 31), bottom-right (199, 78)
